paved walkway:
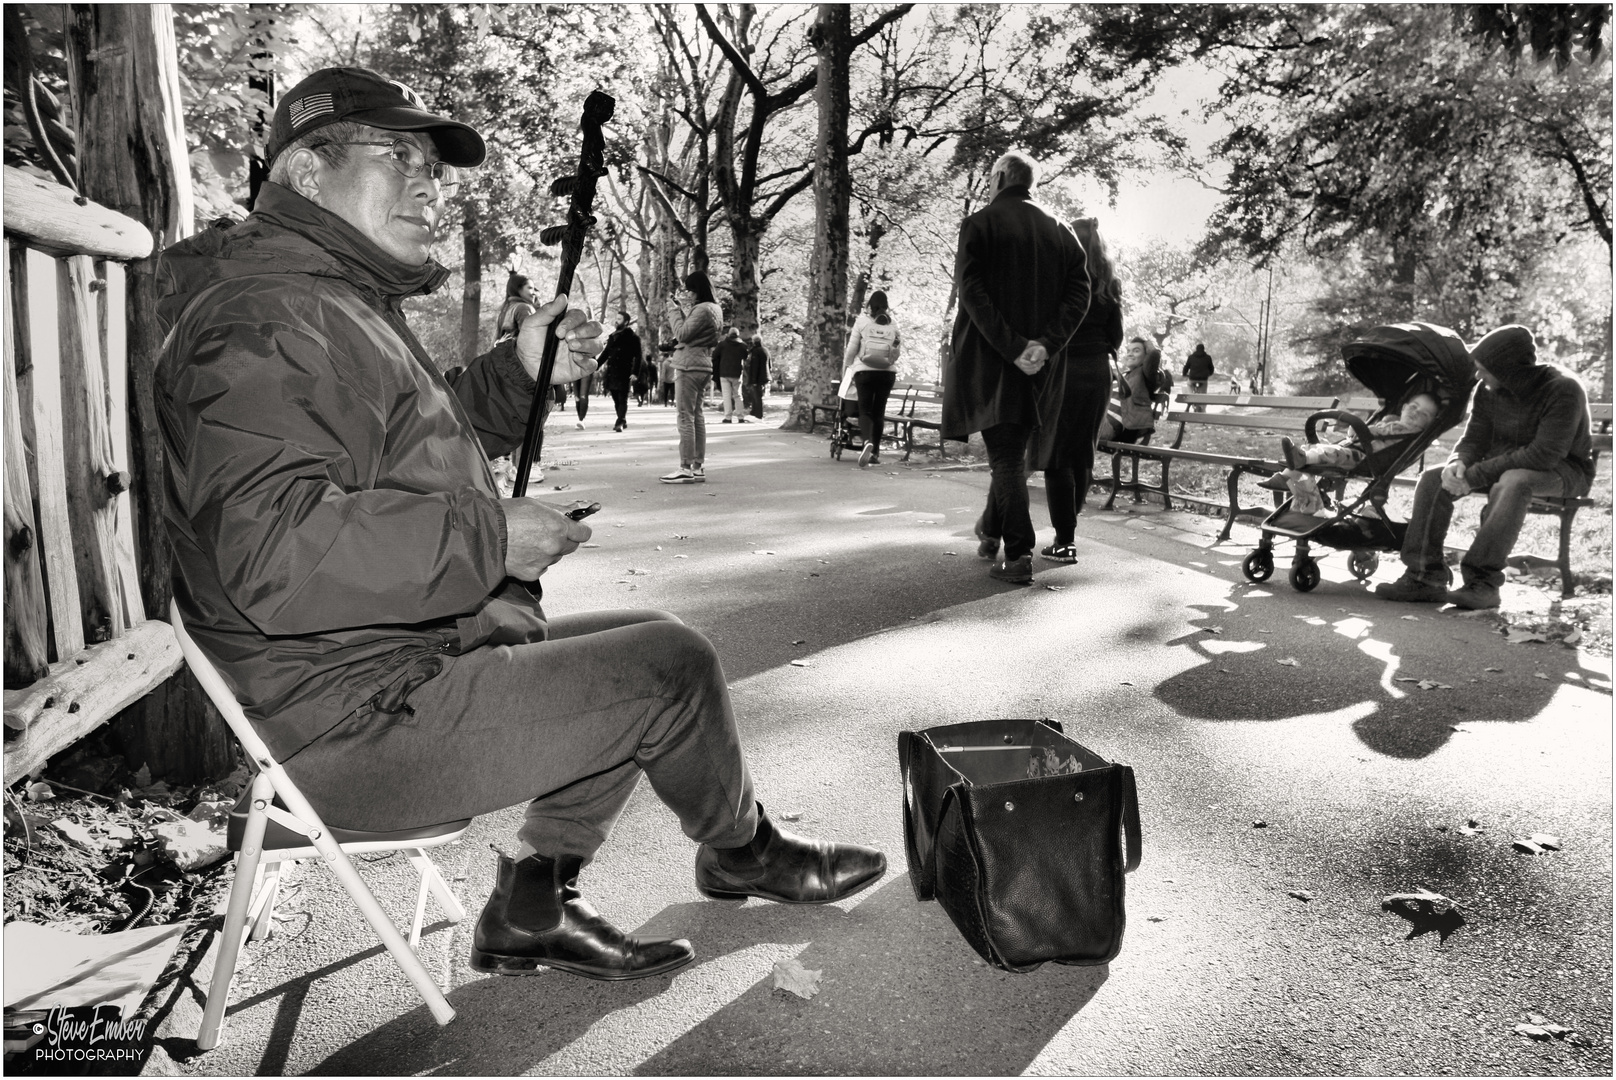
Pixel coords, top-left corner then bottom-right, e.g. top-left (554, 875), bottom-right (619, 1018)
top-left (147, 398), bottom-right (1612, 1076)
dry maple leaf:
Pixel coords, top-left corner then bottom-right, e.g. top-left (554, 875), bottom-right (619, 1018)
top-left (772, 957), bottom-right (822, 999)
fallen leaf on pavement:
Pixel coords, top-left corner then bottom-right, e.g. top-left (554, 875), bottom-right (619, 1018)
top-left (1484, 666), bottom-right (1503, 672)
top-left (1253, 821), bottom-right (1268, 828)
top-left (943, 551), bottom-right (959, 556)
top-left (1276, 657), bottom-right (1299, 667)
top-left (772, 958), bottom-right (822, 999)
top-left (1512, 838), bottom-right (1544, 855)
top-left (1515, 1024), bottom-right (1553, 1041)
top-left (1505, 628), bottom-right (1548, 644)
top-left (781, 811), bottom-right (803, 821)
top-left (790, 660), bottom-right (811, 668)
top-left (1205, 626), bottom-right (1223, 634)
top-left (1533, 672), bottom-right (1550, 680)
top-left (1044, 585), bottom-right (1065, 591)
top-left (672, 534), bottom-right (690, 540)
top-left (1394, 677), bottom-right (1420, 683)
top-left (1147, 916), bottom-right (1166, 922)
top-left (1287, 890), bottom-right (1314, 902)
top-left (1521, 1013), bottom-right (1574, 1038)
top-left (1400, 615), bottom-right (1420, 621)
top-left (1120, 680), bottom-right (1134, 686)
top-left (625, 568), bottom-right (650, 576)
top-left (581, 543), bottom-right (600, 548)
top-left (674, 554), bottom-right (687, 558)
top-left (1530, 833), bottom-right (1562, 850)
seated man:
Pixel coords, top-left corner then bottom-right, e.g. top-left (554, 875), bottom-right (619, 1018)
top-left (1376, 325), bottom-right (1596, 611)
top-left (156, 67), bottom-right (883, 983)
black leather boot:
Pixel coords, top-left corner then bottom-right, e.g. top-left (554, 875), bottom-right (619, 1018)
top-left (470, 853), bottom-right (694, 980)
top-left (694, 803), bottom-right (887, 905)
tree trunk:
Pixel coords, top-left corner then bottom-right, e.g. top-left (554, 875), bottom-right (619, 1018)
top-left (729, 221), bottom-right (763, 336)
top-left (69, 3), bottom-right (233, 783)
top-left (459, 205), bottom-right (481, 361)
top-left (783, 5), bottom-right (852, 432)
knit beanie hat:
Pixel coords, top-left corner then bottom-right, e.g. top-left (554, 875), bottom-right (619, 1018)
top-left (1469, 325), bottom-right (1536, 385)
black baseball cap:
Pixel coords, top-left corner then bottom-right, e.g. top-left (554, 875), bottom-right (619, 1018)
top-left (267, 67), bottom-right (486, 168)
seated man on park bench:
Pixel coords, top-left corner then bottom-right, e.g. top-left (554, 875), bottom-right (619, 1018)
top-left (1375, 325), bottom-right (1595, 611)
top-left (155, 67), bottom-right (884, 984)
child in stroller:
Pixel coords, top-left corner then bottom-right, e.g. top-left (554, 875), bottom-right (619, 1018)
top-left (1259, 390), bottom-right (1440, 512)
top-left (829, 367), bottom-right (865, 461)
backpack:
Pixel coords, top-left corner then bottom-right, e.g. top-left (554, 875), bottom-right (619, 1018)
top-left (860, 318), bottom-right (899, 369)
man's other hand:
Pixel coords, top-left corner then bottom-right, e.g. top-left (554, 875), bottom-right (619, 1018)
top-left (1013, 341), bottom-right (1049, 376)
top-left (517, 295), bottom-right (604, 385)
top-left (500, 497), bottom-right (592, 579)
top-left (1440, 459), bottom-right (1471, 496)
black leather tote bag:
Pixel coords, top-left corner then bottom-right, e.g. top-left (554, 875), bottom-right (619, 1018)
top-left (899, 718), bottom-right (1142, 972)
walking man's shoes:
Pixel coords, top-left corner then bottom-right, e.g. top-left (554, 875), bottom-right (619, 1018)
top-left (974, 516), bottom-right (1000, 559)
top-left (470, 853), bottom-right (694, 981)
top-left (1374, 572), bottom-right (1449, 603)
top-left (1446, 581), bottom-right (1501, 610)
top-left (694, 803), bottom-right (886, 905)
top-left (989, 554), bottom-right (1034, 583)
top-left (661, 468), bottom-right (698, 484)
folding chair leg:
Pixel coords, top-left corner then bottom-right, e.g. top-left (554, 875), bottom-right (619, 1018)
top-left (248, 862), bottom-right (283, 943)
top-left (408, 850), bottom-right (467, 923)
top-left (308, 832), bottom-right (456, 1026)
top-left (197, 774), bottom-right (272, 1051)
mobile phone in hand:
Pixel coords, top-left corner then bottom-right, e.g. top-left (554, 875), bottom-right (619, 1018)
top-left (566, 501), bottom-right (602, 521)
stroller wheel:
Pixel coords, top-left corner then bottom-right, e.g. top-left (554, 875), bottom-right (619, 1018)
top-left (831, 441), bottom-right (841, 459)
top-left (1290, 556), bottom-right (1321, 592)
top-left (1347, 549), bottom-right (1380, 581)
top-left (1242, 548), bottom-right (1274, 582)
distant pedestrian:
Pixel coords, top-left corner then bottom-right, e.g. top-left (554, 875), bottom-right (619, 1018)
top-left (842, 290), bottom-right (903, 467)
top-left (744, 334), bottom-right (769, 419)
top-left (661, 270), bottom-right (722, 484)
top-left (714, 326), bottom-right (749, 424)
top-left (659, 347), bottom-right (676, 406)
top-left (599, 311), bottom-right (642, 432)
top-left (1183, 342), bottom-right (1215, 410)
top-left (495, 272), bottom-right (536, 344)
top-left (942, 150), bottom-right (1091, 584)
top-left (1036, 217), bottom-right (1123, 563)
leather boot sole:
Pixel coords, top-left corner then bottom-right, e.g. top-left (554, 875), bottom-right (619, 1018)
top-left (694, 864), bottom-right (885, 906)
top-left (468, 947), bottom-right (694, 981)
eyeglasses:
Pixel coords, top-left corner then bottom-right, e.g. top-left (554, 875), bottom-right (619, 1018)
top-left (321, 138), bottom-right (463, 196)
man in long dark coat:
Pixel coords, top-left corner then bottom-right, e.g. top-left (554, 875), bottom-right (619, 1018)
top-left (599, 311), bottom-right (642, 431)
top-left (942, 151), bottom-right (1091, 584)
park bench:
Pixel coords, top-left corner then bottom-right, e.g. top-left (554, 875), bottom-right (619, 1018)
top-left (1099, 393), bottom-right (1365, 541)
top-left (809, 380), bottom-right (947, 460)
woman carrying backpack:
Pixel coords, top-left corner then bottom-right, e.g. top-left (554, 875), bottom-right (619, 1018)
top-left (842, 290), bottom-right (903, 468)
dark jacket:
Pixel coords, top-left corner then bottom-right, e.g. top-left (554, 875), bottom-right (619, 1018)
top-left (942, 186), bottom-right (1091, 450)
top-left (713, 336), bottom-right (749, 380)
top-left (599, 325), bottom-right (642, 389)
top-left (155, 182), bottom-right (546, 761)
top-left (1183, 345), bottom-right (1215, 380)
top-left (745, 341), bottom-right (770, 384)
top-left (1452, 354), bottom-right (1595, 494)
top-left (1036, 294), bottom-right (1124, 472)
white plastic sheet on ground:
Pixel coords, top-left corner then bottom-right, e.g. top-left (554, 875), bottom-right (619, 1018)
top-left (4, 921), bottom-right (185, 1016)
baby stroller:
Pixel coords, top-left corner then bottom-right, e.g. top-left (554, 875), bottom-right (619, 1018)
top-left (1242, 321), bottom-right (1476, 592)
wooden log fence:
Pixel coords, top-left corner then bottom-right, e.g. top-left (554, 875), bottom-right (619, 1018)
top-left (4, 164), bottom-right (183, 787)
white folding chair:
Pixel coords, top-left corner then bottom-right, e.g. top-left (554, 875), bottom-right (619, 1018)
top-left (169, 601), bottom-right (466, 1051)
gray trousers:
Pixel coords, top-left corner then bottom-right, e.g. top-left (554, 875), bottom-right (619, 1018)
top-left (284, 610), bottom-right (758, 861)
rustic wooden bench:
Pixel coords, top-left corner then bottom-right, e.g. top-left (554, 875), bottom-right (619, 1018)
top-left (1099, 393), bottom-right (1364, 540)
top-left (809, 380), bottom-right (946, 460)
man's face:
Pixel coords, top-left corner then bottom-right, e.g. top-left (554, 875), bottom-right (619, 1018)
top-left (1475, 363), bottom-right (1502, 391)
top-left (312, 126), bottom-right (443, 266)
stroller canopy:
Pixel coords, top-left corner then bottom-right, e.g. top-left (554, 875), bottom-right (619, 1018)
top-left (1340, 322), bottom-right (1475, 409)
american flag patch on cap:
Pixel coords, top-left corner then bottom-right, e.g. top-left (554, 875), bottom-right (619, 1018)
top-left (288, 92), bottom-right (335, 127)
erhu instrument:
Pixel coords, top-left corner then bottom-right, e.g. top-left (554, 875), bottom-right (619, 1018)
top-left (512, 89), bottom-right (615, 497)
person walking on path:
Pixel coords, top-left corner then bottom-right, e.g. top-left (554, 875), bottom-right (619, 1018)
top-left (658, 345), bottom-right (677, 407)
top-left (744, 333), bottom-right (770, 419)
top-left (1036, 217), bottom-right (1123, 563)
top-left (714, 326), bottom-right (750, 424)
top-left (495, 271), bottom-right (536, 344)
top-left (1182, 342), bottom-right (1215, 410)
top-left (155, 66), bottom-right (885, 985)
top-left (1376, 324), bottom-right (1595, 611)
top-left (842, 290), bottom-right (903, 467)
top-left (662, 271), bottom-right (722, 483)
top-left (599, 311), bottom-right (642, 432)
top-left (942, 150), bottom-right (1092, 584)
top-left (572, 372), bottom-right (593, 429)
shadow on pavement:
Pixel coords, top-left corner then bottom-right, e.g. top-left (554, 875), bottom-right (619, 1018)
top-left (308, 875), bottom-right (1105, 1076)
top-left (1155, 597), bottom-right (1562, 760)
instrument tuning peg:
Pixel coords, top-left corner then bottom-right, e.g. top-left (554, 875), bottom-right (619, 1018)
top-left (539, 225), bottom-right (567, 246)
top-left (550, 176), bottom-right (577, 197)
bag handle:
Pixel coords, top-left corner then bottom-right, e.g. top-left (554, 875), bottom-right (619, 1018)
top-left (1119, 765), bottom-right (1142, 872)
